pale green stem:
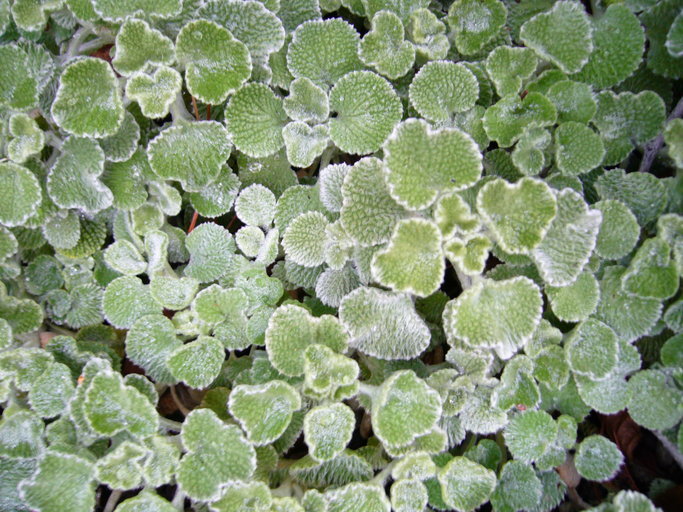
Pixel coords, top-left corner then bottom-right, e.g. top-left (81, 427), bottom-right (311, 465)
top-left (370, 459), bottom-right (397, 486)
top-left (172, 488), bottom-right (185, 511)
top-left (159, 417), bottom-right (184, 432)
top-left (102, 490), bottom-right (122, 512)
top-left (271, 479), bottom-right (293, 497)
top-left (357, 382), bottom-right (379, 401)
top-left (62, 27), bottom-right (93, 63)
top-left (454, 266), bottom-right (472, 290)
top-left (318, 145), bottom-right (337, 172)
top-left (170, 93), bottom-right (193, 123)
top-left (77, 34), bottom-right (115, 56)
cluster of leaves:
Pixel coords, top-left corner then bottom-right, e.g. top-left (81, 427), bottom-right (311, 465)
top-left (0, 0), bottom-right (682, 511)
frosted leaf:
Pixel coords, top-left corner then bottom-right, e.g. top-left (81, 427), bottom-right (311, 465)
top-left (592, 91), bottom-right (666, 166)
top-left (392, 452), bottom-right (437, 481)
top-left (491, 460), bottom-right (542, 512)
top-left (21, 451), bottom-right (95, 512)
top-left (0, 161), bottom-right (41, 227)
top-left (384, 119), bottom-right (482, 210)
top-left (167, 336), bottom-right (224, 389)
top-left (444, 277), bottom-right (542, 360)
top-left (7, 113), bottom-right (44, 164)
top-left (115, 491), bottom-right (176, 512)
top-left (0, 318), bottom-right (11, 350)
top-left (593, 200), bottom-right (640, 260)
top-left (304, 403), bottom-right (355, 462)
top-left (359, 10), bottom-right (415, 80)
top-left (545, 80), bottom-right (596, 125)
top-left (329, 71), bottom-right (402, 155)
top-left (657, 214), bottom-right (683, 275)
top-left (176, 19), bottom-right (251, 105)
top-left (372, 370), bottom-right (442, 449)
top-left (315, 265), bottom-right (360, 308)
top-left (520, 1), bottom-right (592, 74)
top-left (532, 345), bottom-right (570, 391)
top-left (303, 344), bottom-right (359, 400)
top-left (192, 285), bottom-right (249, 347)
top-left (546, 271), bottom-right (599, 323)
top-left (433, 192), bottom-right (480, 239)
top-left (284, 78), bottom-right (329, 123)
top-left (95, 441), bottom-right (147, 490)
top-left (177, 409), bottom-right (256, 501)
top-left (566, 319), bottom-right (618, 381)
top-left (229, 380), bottom-right (301, 445)
top-left (447, 0), bottom-right (507, 55)
top-left (112, 18), bottom-right (174, 77)
top-left (92, 0), bottom-right (181, 21)
top-left (511, 127), bottom-right (551, 177)
top-left (661, 333), bottom-right (683, 367)
top-left (209, 480), bottom-right (272, 512)
top-left (150, 276), bottom-right (198, 311)
top-left (407, 8), bottom-right (449, 60)
top-left (438, 456), bottom-right (497, 512)
top-left (621, 238), bottom-right (679, 300)
top-left (554, 123), bottom-right (605, 176)
top-left (575, 435), bottom-right (623, 482)
top-left (339, 286), bottom-right (430, 360)
top-left (319, 164), bottom-right (351, 213)
top-left (391, 479), bottom-right (428, 512)
top-left (103, 239), bottom-right (145, 276)
top-left (371, 218), bottom-right (444, 297)
top-left (52, 58), bottom-right (123, 138)
top-left (235, 226), bottom-right (265, 259)
top-left (0, 282), bottom-right (43, 334)
top-left (234, 184), bottom-right (276, 228)
top-left (265, 304), bottom-right (348, 376)
top-left (0, 409), bottom-right (44, 457)
top-left (572, 4), bottom-right (644, 88)
top-left (531, 188), bottom-right (601, 286)
top-left (0, 227), bottom-right (17, 261)
top-left (287, 18), bottom-right (363, 88)
top-left (667, 11), bottom-right (683, 57)
top-left (325, 483), bottom-right (390, 512)
top-left (97, 111), bottom-right (140, 164)
top-left (283, 122), bottom-right (330, 168)
top-left (483, 93), bottom-right (557, 148)
top-left (409, 61), bottom-right (478, 122)
top-left (444, 234), bottom-right (493, 277)
top-left (196, 0), bottom-right (285, 62)
top-left (274, 184), bottom-right (327, 233)
top-left (126, 67), bottom-right (182, 119)
top-left (361, 0), bottom-right (429, 24)
top-left (126, 314), bottom-right (182, 384)
top-left (640, 0), bottom-right (683, 79)
top-left (225, 83), bottom-right (287, 158)
top-left (188, 171), bottom-right (240, 219)
top-left (340, 157), bottom-right (405, 247)
top-left (148, 122), bottom-right (231, 192)
top-left (664, 118), bottom-right (683, 168)
top-left (184, 223), bottom-right (235, 282)
top-left (477, 177), bottom-right (557, 255)
top-left (282, 211), bottom-right (329, 267)
top-left (102, 275), bottom-right (161, 331)
top-left (0, 45), bottom-right (38, 110)
top-left (504, 410), bottom-right (557, 464)
top-left (485, 46), bottom-right (537, 97)
top-left (628, 369), bottom-right (683, 430)
top-left (84, 371), bottom-right (158, 437)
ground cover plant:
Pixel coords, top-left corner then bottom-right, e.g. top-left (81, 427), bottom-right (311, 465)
top-left (0, 0), bottom-right (682, 511)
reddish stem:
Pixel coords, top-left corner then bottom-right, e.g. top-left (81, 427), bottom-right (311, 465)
top-left (188, 211), bottom-right (199, 233)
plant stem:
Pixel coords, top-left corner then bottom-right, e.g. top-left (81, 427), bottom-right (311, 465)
top-left (77, 34), bottom-right (115, 56)
top-left (190, 96), bottom-right (200, 121)
top-left (638, 96), bottom-right (683, 173)
top-left (170, 93), bottom-right (193, 123)
top-left (172, 488), bottom-right (185, 511)
top-left (652, 430), bottom-right (683, 470)
top-left (170, 385), bottom-right (191, 416)
top-left (102, 490), bottom-right (122, 512)
top-left (159, 416), bottom-right (184, 432)
top-left (370, 460), bottom-right (397, 486)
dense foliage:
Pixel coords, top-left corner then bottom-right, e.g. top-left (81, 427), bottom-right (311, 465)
top-left (0, 0), bottom-right (682, 511)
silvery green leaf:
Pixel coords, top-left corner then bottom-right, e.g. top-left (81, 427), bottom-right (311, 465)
top-left (167, 335), bottom-right (225, 389)
top-left (0, 161), bottom-right (42, 227)
top-left (304, 403), bottom-right (355, 462)
top-left (112, 18), bottom-right (175, 76)
top-left (574, 435), bottom-right (623, 482)
top-left (409, 61), bottom-right (479, 122)
top-left (438, 456), bottom-right (497, 512)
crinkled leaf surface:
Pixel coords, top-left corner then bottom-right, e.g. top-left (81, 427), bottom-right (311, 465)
top-left (126, 67), bottom-right (182, 119)
top-left (447, 0), bottom-right (507, 56)
top-left (0, 161), bottom-right (41, 227)
top-left (409, 61), bottom-right (478, 122)
top-left (438, 456), bottom-right (497, 512)
top-left (112, 18), bottom-right (175, 76)
top-left (483, 93), bottom-right (557, 148)
top-left (359, 10), bottom-right (415, 80)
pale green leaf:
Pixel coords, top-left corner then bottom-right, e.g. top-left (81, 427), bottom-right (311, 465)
top-left (304, 403), bottom-right (355, 462)
top-left (0, 161), bottom-right (41, 227)
top-left (593, 200), bottom-right (640, 260)
top-left (125, 67), bottom-right (182, 119)
top-left (447, 0), bottom-right (507, 55)
top-left (409, 61), bottom-right (478, 122)
top-left (112, 18), bottom-right (175, 76)
top-left (485, 46), bottom-right (537, 97)
top-left (483, 93), bottom-right (557, 148)
top-left (359, 10), bottom-right (415, 80)
top-left (126, 314), bottom-right (182, 384)
top-left (184, 223), bottom-right (235, 283)
top-left (167, 336), bottom-right (224, 389)
top-left (438, 456), bottom-right (497, 512)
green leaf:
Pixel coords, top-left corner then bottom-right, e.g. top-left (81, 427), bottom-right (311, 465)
top-left (444, 277), bottom-right (542, 360)
top-left (621, 238), bottom-right (679, 300)
top-left (574, 435), bottom-right (623, 482)
top-left (112, 18), bottom-right (175, 76)
top-left (628, 369), bottom-right (683, 430)
top-left (447, 0), bottom-right (507, 55)
top-left (177, 409), bottom-right (256, 501)
top-left (102, 276), bottom-right (161, 329)
top-left (176, 19), bottom-right (252, 105)
top-left (664, 118), bottom-right (683, 168)
top-left (545, 80), bottom-right (596, 124)
top-left (340, 158), bottom-right (405, 247)
top-left (235, 184), bottom-right (277, 227)
top-left (148, 121), bottom-right (231, 192)
top-left (98, 111), bottom-right (140, 164)
top-left (29, 361), bottom-right (76, 418)
top-left (407, 8), bottom-right (449, 60)
top-left (126, 314), bottom-right (183, 384)
top-left (116, 491), bottom-right (176, 512)
top-left (520, 1), bottom-right (592, 74)
top-left (667, 11), bottom-right (683, 57)
top-left (593, 200), bottom-right (640, 260)
top-left (95, 441), bottom-right (147, 490)
top-left (92, 0), bottom-right (181, 21)
top-left (209, 480), bottom-right (273, 512)
top-left (126, 66), bottom-right (183, 119)
top-left (282, 122), bottom-right (330, 168)
top-left (339, 286), bottom-right (430, 360)
top-left (566, 318), bottom-right (619, 380)
top-left (265, 304), bottom-right (348, 376)
top-left (371, 218), bottom-right (444, 297)
top-left (103, 239), bottom-right (146, 276)
top-left (235, 226), bottom-right (265, 259)
top-left (168, 336), bottom-right (224, 389)
top-left (184, 223), bottom-right (235, 282)
top-left (391, 479), bottom-right (428, 512)
top-left (434, 192), bottom-right (480, 238)
top-left (571, 4), bottom-right (644, 88)
top-left (477, 177), bottom-right (557, 255)
top-left (304, 403), bottom-right (355, 462)
top-left (491, 460), bottom-right (542, 512)
top-left (0, 283), bottom-right (43, 334)
top-left (284, 77), bottom-right (329, 123)
top-left (438, 456), bottom-right (497, 512)
top-left (0, 44), bottom-right (38, 110)
top-left (554, 122), bottom-right (605, 176)
top-left (504, 410), bottom-right (557, 464)
top-left (409, 61), bottom-right (479, 122)
top-left (303, 344), bottom-right (359, 400)
top-left (325, 482), bottom-right (390, 512)
top-left (0, 409), bottom-right (44, 457)
top-left (21, 451), bottom-right (95, 512)
top-left (531, 188), bottom-right (601, 287)
top-left (7, 113), bottom-right (44, 164)
top-left (546, 271), bottom-right (599, 323)
top-left (485, 46), bottom-right (537, 97)
top-left (384, 119), bottom-right (482, 210)
top-left (52, 58), bottom-right (124, 138)
top-left (641, 0), bottom-right (683, 79)
top-left (329, 70), bottom-right (402, 155)
top-left (150, 276), bottom-right (198, 311)
top-left (483, 93), bottom-right (557, 148)
top-left (359, 10), bottom-right (415, 79)
top-left (0, 161), bottom-right (41, 227)
top-left (188, 171), bottom-right (240, 219)
top-left (287, 18), bottom-right (363, 88)
top-left (283, 211), bottom-right (329, 267)
top-left (225, 83), bottom-right (287, 158)
top-left (511, 127), bottom-right (551, 177)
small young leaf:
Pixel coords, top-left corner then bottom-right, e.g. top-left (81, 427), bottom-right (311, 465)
top-left (546, 271), bottom-right (599, 323)
top-left (483, 93), bottom-right (557, 148)
top-left (112, 18), bottom-right (175, 76)
top-left (304, 402), bottom-right (355, 462)
top-left (407, 8), bottom-right (449, 60)
top-left (545, 80), bottom-right (597, 124)
top-left (184, 223), bottom-right (235, 283)
top-left (409, 61), bottom-right (479, 122)
top-left (125, 67), bottom-right (182, 119)
top-left (438, 456), bottom-right (497, 512)
top-left (325, 482), bottom-right (390, 512)
top-left (593, 200), bottom-right (640, 260)
top-left (284, 77), bottom-right (329, 123)
top-left (7, 113), bottom-right (45, 164)
top-left (235, 184), bottom-right (277, 227)
top-left (447, 0), bottom-right (507, 55)
top-left (103, 276), bottom-right (161, 329)
top-left (504, 410), bottom-right (557, 464)
top-left (126, 314), bottom-right (183, 384)
top-left (359, 10), bottom-right (415, 80)
top-left (621, 238), bottom-right (679, 300)
top-left (485, 46), bottom-right (537, 97)
top-left (167, 336), bottom-right (224, 389)
top-left (209, 480), bottom-right (273, 512)
top-left (566, 318), bottom-right (619, 380)
top-left (282, 122), bottom-right (330, 168)
top-left (0, 161), bottom-right (41, 227)
top-left (574, 435), bottom-right (623, 482)
top-left (283, 211), bottom-right (330, 267)
top-left (491, 460), bottom-right (542, 512)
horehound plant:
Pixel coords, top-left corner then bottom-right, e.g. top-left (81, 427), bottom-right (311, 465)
top-left (0, 0), bottom-right (682, 511)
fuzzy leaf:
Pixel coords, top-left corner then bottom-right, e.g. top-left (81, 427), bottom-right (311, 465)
top-left (359, 10), bottom-right (415, 79)
top-left (92, 0), bottom-right (181, 21)
top-left (116, 491), bottom-right (176, 512)
top-left (438, 456), bottom-right (497, 512)
top-left (575, 435), bottom-right (623, 482)
top-left (491, 460), bottom-right (542, 512)
top-left (209, 480), bottom-right (272, 512)
top-left (184, 223), bottom-right (235, 283)
top-left (325, 483), bottom-right (390, 512)
top-left (504, 410), bottom-right (557, 464)
top-left (304, 403), bottom-right (355, 462)
top-left (283, 211), bottom-right (330, 267)
top-left (103, 276), bottom-right (161, 329)
top-left (126, 314), bottom-right (182, 384)
top-left (409, 61), bottom-right (478, 122)
top-left (282, 122), bottom-right (330, 168)
top-left (566, 318), bottom-right (618, 380)
top-left (447, 0), bottom-right (507, 55)
top-left (0, 45), bottom-right (38, 110)
top-left (444, 234), bottom-right (492, 276)
top-left (546, 271), bottom-right (599, 323)
top-left (407, 8), bottom-right (449, 60)
top-left (167, 336), bottom-right (224, 389)
top-left (339, 286), bottom-right (430, 360)
top-left (235, 184), bottom-right (277, 227)
top-left (434, 192), bottom-right (480, 238)
top-left (303, 344), bottom-right (359, 400)
top-left (0, 161), bottom-right (41, 227)
top-left (7, 113), bottom-right (44, 164)
top-left (545, 80), bottom-right (596, 125)
top-left (126, 67), bottom-right (182, 119)
top-left (486, 46), bottom-right (537, 97)
top-left (628, 369), bottom-right (683, 430)
top-left (112, 18), bottom-right (175, 76)
top-left (483, 93), bottom-right (557, 148)
top-left (283, 77), bottom-right (329, 123)
top-left (554, 123), bottom-right (605, 176)
top-left (391, 479), bottom-right (428, 512)
top-left (593, 200), bottom-right (640, 260)
top-left (621, 238), bottom-right (679, 300)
